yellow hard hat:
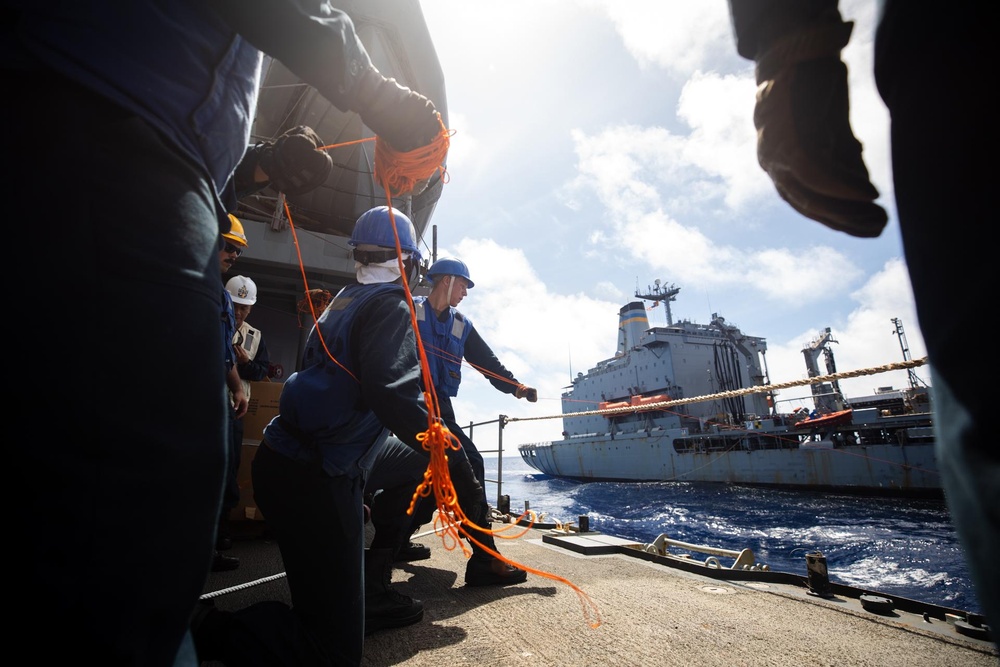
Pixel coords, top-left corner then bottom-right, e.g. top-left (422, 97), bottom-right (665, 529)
top-left (223, 214), bottom-right (248, 248)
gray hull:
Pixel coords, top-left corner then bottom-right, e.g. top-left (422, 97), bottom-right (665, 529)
top-left (520, 431), bottom-right (939, 495)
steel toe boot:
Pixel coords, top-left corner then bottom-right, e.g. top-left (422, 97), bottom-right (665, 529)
top-left (364, 548), bottom-right (424, 634)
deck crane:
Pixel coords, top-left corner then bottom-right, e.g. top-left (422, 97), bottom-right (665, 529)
top-left (891, 317), bottom-right (921, 390)
top-left (802, 328), bottom-right (847, 413)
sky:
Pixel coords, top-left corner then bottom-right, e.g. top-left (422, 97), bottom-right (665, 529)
top-left (414, 0), bottom-right (927, 450)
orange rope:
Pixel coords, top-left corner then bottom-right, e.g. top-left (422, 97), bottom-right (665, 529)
top-left (296, 289), bottom-right (331, 327)
top-left (284, 198), bottom-right (359, 384)
top-left (418, 341), bottom-right (528, 395)
top-left (375, 114), bottom-right (452, 196)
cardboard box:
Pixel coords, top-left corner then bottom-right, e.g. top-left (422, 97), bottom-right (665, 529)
top-left (231, 442), bottom-right (264, 522)
top-left (242, 380), bottom-right (283, 444)
top-left (230, 381), bottom-right (283, 522)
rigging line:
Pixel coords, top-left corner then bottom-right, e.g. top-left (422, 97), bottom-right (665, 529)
top-left (508, 357), bottom-right (929, 424)
top-left (420, 340), bottom-right (526, 394)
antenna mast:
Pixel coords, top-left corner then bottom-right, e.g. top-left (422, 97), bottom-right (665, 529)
top-left (635, 278), bottom-right (680, 325)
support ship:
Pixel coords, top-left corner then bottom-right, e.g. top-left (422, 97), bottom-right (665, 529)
top-left (518, 281), bottom-right (938, 496)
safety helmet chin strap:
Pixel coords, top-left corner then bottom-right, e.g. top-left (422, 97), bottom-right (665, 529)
top-left (405, 256), bottom-right (421, 286)
top-left (443, 275), bottom-right (455, 304)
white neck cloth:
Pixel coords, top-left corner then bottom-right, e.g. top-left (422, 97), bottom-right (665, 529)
top-left (356, 253), bottom-right (410, 285)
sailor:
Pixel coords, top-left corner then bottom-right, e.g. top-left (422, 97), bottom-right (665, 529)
top-left (218, 274), bottom-right (271, 551)
top-left (366, 256), bottom-right (535, 586)
top-left (212, 215), bottom-right (252, 573)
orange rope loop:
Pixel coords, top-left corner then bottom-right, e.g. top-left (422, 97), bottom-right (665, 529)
top-left (296, 289), bottom-right (332, 327)
top-left (374, 114), bottom-right (452, 196)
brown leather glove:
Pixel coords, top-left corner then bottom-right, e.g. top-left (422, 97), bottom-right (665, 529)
top-left (753, 19), bottom-right (887, 238)
top-left (257, 126), bottom-right (333, 196)
top-left (353, 66), bottom-right (441, 153)
top-left (515, 385), bottom-right (538, 402)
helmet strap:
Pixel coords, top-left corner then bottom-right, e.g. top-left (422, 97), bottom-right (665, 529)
top-left (405, 256), bottom-right (422, 285)
top-left (444, 276), bottom-right (455, 304)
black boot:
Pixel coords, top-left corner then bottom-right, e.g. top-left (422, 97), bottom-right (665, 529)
top-left (211, 551), bottom-right (240, 572)
top-left (216, 517), bottom-right (233, 551)
top-left (394, 540), bottom-right (431, 562)
top-left (364, 548), bottom-right (423, 635)
top-left (464, 525), bottom-right (527, 587)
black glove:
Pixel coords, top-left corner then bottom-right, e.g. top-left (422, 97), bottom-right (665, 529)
top-left (447, 454), bottom-right (485, 527)
top-left (354, 66), bottom-right (441, 153)
top-left (515, 385), bottom-right (538, 402)
top-left (257, 126), bottom-right (333, 196)
top-left (753, 19), bottom-right (887, 238)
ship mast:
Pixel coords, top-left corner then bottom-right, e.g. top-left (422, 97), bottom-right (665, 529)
top-left (635, 279), bottom-right (680, 325)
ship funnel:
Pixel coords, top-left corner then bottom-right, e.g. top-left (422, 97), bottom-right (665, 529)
top-left (617, 302), bottom-right (649, 356)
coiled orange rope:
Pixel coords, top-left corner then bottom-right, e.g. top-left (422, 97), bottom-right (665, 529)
top-left (295, 289), bottom-right (332, 327)
top-left (375, 114), bottom-right (452, 196)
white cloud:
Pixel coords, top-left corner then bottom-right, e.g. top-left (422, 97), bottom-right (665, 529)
top-left (595, 0), bottom-right (736, 78)
top-left (419, 0), bottom-right (920, 452)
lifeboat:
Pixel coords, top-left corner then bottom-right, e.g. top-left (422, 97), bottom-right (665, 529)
top-left (630, 394), bottom-right (670, 408)
top-left (599, 394), bottom-right (670, 417)
top-left (795, 408), bottom-right (854, 429)
top-left (598, 400), bottom-right (631, 413)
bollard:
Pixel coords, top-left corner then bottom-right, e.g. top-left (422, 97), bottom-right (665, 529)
top-left (578, 515), bottom-right (590, 533)
top-left (806, 551), bottom-right (834, 598)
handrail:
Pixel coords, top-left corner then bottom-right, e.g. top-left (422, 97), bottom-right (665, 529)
top-left (464, 414), bottom-right (509, 512)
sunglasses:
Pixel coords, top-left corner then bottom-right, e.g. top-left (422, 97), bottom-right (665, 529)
top-left (223, 242), bottom-right (244, 257)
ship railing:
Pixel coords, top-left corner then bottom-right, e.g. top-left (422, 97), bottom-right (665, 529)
top-left (464, 414), bottom-right (511, 514)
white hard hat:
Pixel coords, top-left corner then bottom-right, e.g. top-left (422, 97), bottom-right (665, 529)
top-left (226, 275), bottom-right (257, 305)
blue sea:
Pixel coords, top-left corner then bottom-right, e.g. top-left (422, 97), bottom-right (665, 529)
top-left (484, 455), bottom-right (981, 616)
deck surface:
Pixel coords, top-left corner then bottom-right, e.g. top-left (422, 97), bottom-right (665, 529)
top-left (202, 521), bottom-right (998, 666)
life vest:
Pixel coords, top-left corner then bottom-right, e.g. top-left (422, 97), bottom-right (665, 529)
top-left (262, 283), bottom-right (401, 478)
top-left (414, 296), bottom-right (472, 398)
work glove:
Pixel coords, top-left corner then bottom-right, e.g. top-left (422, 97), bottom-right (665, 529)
top-left (447, 454), bottom-right (486, 527)
top-left (354, 66), bottom-right (441, 153)
top-left (515, 385), bottom-right (538, 402)
top-left (753, 19), bottom-right (887, 238)
top-left (257, 126), bottom-right (333, 196)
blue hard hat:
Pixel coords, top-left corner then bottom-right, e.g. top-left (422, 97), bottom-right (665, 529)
top-left (427, 257), bottom-right (473, 288)
top-left (349, 206), bottom-right (422, 263)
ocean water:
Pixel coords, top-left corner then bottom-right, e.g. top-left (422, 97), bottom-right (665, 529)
top-left (483, 455), bottom-right (981, 616)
